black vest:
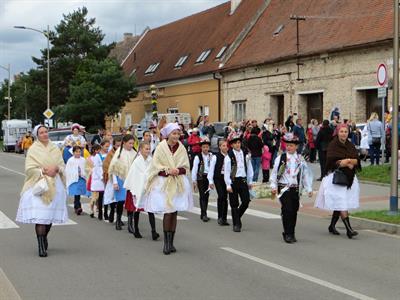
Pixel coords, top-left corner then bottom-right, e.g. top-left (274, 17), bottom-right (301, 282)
top-left (213, 152), bottom-right (225, 180)
top-left (228, 149), bottom-right (247, 180)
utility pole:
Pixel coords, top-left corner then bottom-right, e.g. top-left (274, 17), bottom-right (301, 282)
top-left (290, 15), bottom-right (306, 81)
top-left (0, 64), bottom-right (11, 119)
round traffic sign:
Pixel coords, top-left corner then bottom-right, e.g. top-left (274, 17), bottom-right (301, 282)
top-left (377, 64), bottom-right (387, 86)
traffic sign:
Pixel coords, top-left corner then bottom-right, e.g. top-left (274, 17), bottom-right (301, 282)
top-left (377, 64), bottom-right (387, 86)
top-left (43, 108), bottom-right (54, 119)
top-left (378, 87), bottom-right (387, 98)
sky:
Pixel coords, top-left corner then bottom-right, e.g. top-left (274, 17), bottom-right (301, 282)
top-left (0, 0), bottom-right (227, 82)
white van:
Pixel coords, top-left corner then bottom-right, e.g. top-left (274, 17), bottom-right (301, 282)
top-left (1, 119), bottom-right (32, 152)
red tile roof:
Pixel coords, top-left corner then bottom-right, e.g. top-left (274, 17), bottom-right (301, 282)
top-left (122, 0), bottom-right (266, 86)
top-left (223, 0), bottom-right (393, 70)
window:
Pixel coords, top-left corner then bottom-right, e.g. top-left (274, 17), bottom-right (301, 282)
top-left (273, 24), bottom-right (284, 36)
top-left (167, 107), bottom-right (179, 114)
top-left (195, 49), bottom-right (212, 64)
top-left (144, 62), bottom-right (160, 75)
top-left (125, 113), bottom-right (132, 127)
top-left (215, 45), bottom-right (228, 59)
top-left (198, 105), bottom-right (209, 116)
top-left (129, 68), bottom-right (136, 77)
top-left (233, 101), bottom-right (246, 122)
top-left (174, 55), bottom-right (189, 68)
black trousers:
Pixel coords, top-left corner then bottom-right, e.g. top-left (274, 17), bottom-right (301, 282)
top-left (214, 177), bottom-right (228, 221)
top-left (197, 175), bottom-right (210, 218)
top-left (97, 192), bottom-right (104, 219)
top-left (279, 187), bottom-right (300, 235)
top-left (262, 170), bottom-right (270, 183)
top-left (318, 150), bottom-right (327, 178)
top-left (229, 177), bottom-right (250, 217)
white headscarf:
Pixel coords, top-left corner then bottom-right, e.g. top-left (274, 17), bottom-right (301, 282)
top-left (33, 124), bottom-right (46, 138)
top-left (160, 123), bottom-right (180, 138)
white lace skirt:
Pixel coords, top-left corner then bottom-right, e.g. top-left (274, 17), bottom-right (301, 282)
top-left (16, 175), bottom-right (68, 224)
top-left (314, 173), bottom-right (360, 211)
top-left (141, 176), bottom-right (193, 214)
top-left (103, 180), bottom-right (115, 205)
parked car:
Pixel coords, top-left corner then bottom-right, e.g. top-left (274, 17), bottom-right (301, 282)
top-left (210, 122), bottom-right (228, 153)
top-left (48, 129), bottom-right (71, 149)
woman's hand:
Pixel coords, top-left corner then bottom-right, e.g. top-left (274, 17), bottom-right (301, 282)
top-left (43, 166), bottom-right (59, 177)
top-left (169, 168), bottom-right (180, 176)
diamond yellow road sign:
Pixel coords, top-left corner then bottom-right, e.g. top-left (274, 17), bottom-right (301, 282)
top-left (43, 109), bottom-right (54, 119)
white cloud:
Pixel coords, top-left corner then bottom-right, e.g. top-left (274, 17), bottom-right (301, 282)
top-left (0, 0), bottom-right (226, 82)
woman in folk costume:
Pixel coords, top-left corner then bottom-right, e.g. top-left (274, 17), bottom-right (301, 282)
top-left (108, 134), bottom-right (137, 230)
top-left (103, 136), bottom-right (122, 223)
top-left (86, 144), bottom-right (101, 218)
top-left (90, 139), bottom-right (110, 220)
top-left (142, 123), bottom-right (193, 255)
top-left (64, 123), bottom-right (86, 148)
top-left (315, 124), bottom-right (361, 239)
top-left (124, 142), bottom-right (160, 240)
top-left (16, 125), bottom-right (68, 257)
top-left (65, 146), bottom-right (87, 215)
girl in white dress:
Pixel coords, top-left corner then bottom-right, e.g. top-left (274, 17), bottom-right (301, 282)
top-left (16, 125), bottom-right (67, 257)
top-left (315, 124), bottom-right (361, 239)
top-left (142, 123), bottom-right (193, 255)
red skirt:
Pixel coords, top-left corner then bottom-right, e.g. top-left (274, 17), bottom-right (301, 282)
top-left (124, 191), bottom-right (144, 212)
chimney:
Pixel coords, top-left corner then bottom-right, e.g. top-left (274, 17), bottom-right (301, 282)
top-left (123, 32), bottom-right (133, 40)
top-left (230, 0), bottom-right (242, 15)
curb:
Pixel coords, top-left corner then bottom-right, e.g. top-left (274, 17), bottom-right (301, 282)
top-left (358, 180), bottom-right (391, 187)
top-left (351, 216), bottom-right (400, 235)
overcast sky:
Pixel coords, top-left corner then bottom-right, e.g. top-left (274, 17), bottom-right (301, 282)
top-left (0, 0), bottom-right (227, 82)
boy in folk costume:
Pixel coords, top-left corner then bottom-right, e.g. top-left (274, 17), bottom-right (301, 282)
top-left (102, 137), bottom-right (122, 223)
top-left (108, 134), bottom-right (137, 230)
top-left (270, 133), bottom-right (313, 244)
top-left (191, 138), bottom-right (214, 222)
top-left (224, 134), bottom-right (254, 232)
top-left (209, 139), bottom-right (230, 226)
top-left (65, 146), bottom-right (87, 215)
top-left (124, 142), bottom-right (160, 240)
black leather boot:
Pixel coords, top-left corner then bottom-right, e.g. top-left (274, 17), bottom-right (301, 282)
top-left (104, 205), bottom-right (109, 221)
top-left (115, 214), bottom-right (122, 231)
top-left (163, 231), bottom-right (171, 255)
top-left (231, 208), bottom-right (241, 232)
top-left (170, 231), bottom-right (176, 253)
top-left (328, 211), bottom-right (341, 235)
top-left (108, 204), bottom-right (115, 223)
top-left (127, 212), bottom-right (134, 234)
top-left (37, 235), bottom-right (47, 257)
top-left (342, 217), bottom-right (358, 239)
top-left (151, 230), bottom-right (160, 241)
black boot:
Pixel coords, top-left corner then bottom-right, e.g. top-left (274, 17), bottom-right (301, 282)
top-left (231, 208), bottom-right (241, 232)
top-left (115, 214), bottom-right (122, 231)
top-left (342, 217), bottom-right (358, 239)
top-left (127, 212), bottom-right (134, 234)
top-left (44, 224), bottom-right (51, 251)
top-left (328, 211), bottom-right (341, 235)
top-left (37, 235), bottom-right (47, 257)
top-left (282, 232), bottom-right (294, 244)
top-left (108, 204), bottom-right (115, 223)
top-left (151, 230), bottom-right (160, 241)
top-left (170, 231), bottom-right (176, 253)
top-left (133, 212), bottom-right (142, 238)
top-left (163, 231), bottom-right (171, 255)
top-left (104, 205), bottom-right (109, 221)
top-left (98, 206), bottom-right (103, 221)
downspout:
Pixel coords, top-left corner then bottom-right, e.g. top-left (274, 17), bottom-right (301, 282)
top-left (213, 72), bottom-right (222, 121)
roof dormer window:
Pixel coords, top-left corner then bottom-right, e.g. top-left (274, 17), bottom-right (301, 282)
top-left (174, 55), bottom-right (189, 68)
top-left (195, 49), bottom-right (212, 64)
top-left (144, 62), bottom-right (160, 75)
top-left (215, 45), bottom-right (228, 60)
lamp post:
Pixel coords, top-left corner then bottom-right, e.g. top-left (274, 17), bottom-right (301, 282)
top-left (0, 64), bottom-right (11, 119)
top-left (14, 25), bottom-right (50, 111)
top-left (150, 84), bottom-right (158, 122)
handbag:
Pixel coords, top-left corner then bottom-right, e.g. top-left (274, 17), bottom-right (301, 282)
top-left (32, 172), bottom-right (49, 196)
top-left (332, 168), bottom-right (349, 186)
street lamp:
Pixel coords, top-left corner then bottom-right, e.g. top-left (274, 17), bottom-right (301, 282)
top-left (14, 25), bottom-right (50, 111)
top-left (0, 64), bottom-right (11, 119)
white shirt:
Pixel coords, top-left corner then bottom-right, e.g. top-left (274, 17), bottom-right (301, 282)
top-left (191, 152), bottom-right (214, 182)
top-left (224, 149), bottom-right (254, 189)
top-left (64, 134), bottom-right (86, 147)
top-left (151, 133), bottom-right (160, 153)
top-left (270, 152), bottom-right (313, 193)
top-left (207, 152), bottom-right (227, 185)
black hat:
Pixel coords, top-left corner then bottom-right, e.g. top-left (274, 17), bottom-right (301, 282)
top-left (199, 138), bottom-right (211, 146)
top-left (228, 134), bottom-right (242, 144)
top-left (282, 133), bottom-right (300, 144)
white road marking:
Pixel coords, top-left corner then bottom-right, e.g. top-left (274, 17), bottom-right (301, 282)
top-left (209, 202), bottom-right (280, 219)
top-left (0, 211), bottom-right (19, 229)
top-left (0, 267), bottom-right (22, 300)
top-left (0, 165), bottom-right (25, 176)
top-left (53, 219), bottom-right (77, 226)
top-left (189, 206), bottom-right (232, 220)
top-left (221, 247), bottom-right (376, 300)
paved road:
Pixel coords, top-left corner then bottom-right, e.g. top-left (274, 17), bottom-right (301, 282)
top-left (0, 152), bottom-right (399, 300)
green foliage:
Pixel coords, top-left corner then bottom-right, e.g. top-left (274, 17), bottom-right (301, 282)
top-left (353, 210), bottom-right (400, 225)
top-left (61, 58), bottom-right (136, 131)
top-left (358, 164), bottom-right (391, 184)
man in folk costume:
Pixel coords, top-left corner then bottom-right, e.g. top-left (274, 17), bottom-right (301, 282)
top-left (142, 123), bottom-right (193, 255)
top-left (209, 139), bottom-right (230, 226)
top-left (149, 122), bottom-right (160, 154)
top-left (270, 133), bottom-right (313, 244)
top-left (224, 134), bottom-right (254, 232)
top-left (191, 138), bottom-right (214, 222)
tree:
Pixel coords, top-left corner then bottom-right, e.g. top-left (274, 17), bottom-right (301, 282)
top-left (61, 58), bottom-right (136, 131)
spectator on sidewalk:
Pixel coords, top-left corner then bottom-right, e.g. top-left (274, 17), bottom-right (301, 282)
top-left (315, 120), bottom-right (333, 180)
top-left (21, 131), bottom-right (34, 156)
top-left (293, 118), bottom-right (306, 154)
top-left (247, 127), bottom-right (264, 182)
top-left (367, 112), bottom-right (385, 165)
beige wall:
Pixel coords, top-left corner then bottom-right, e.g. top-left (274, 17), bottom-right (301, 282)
top-left (107, 79), bottom-right (220, 132)
top-left (222, 45), bottom-right (394, 125)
